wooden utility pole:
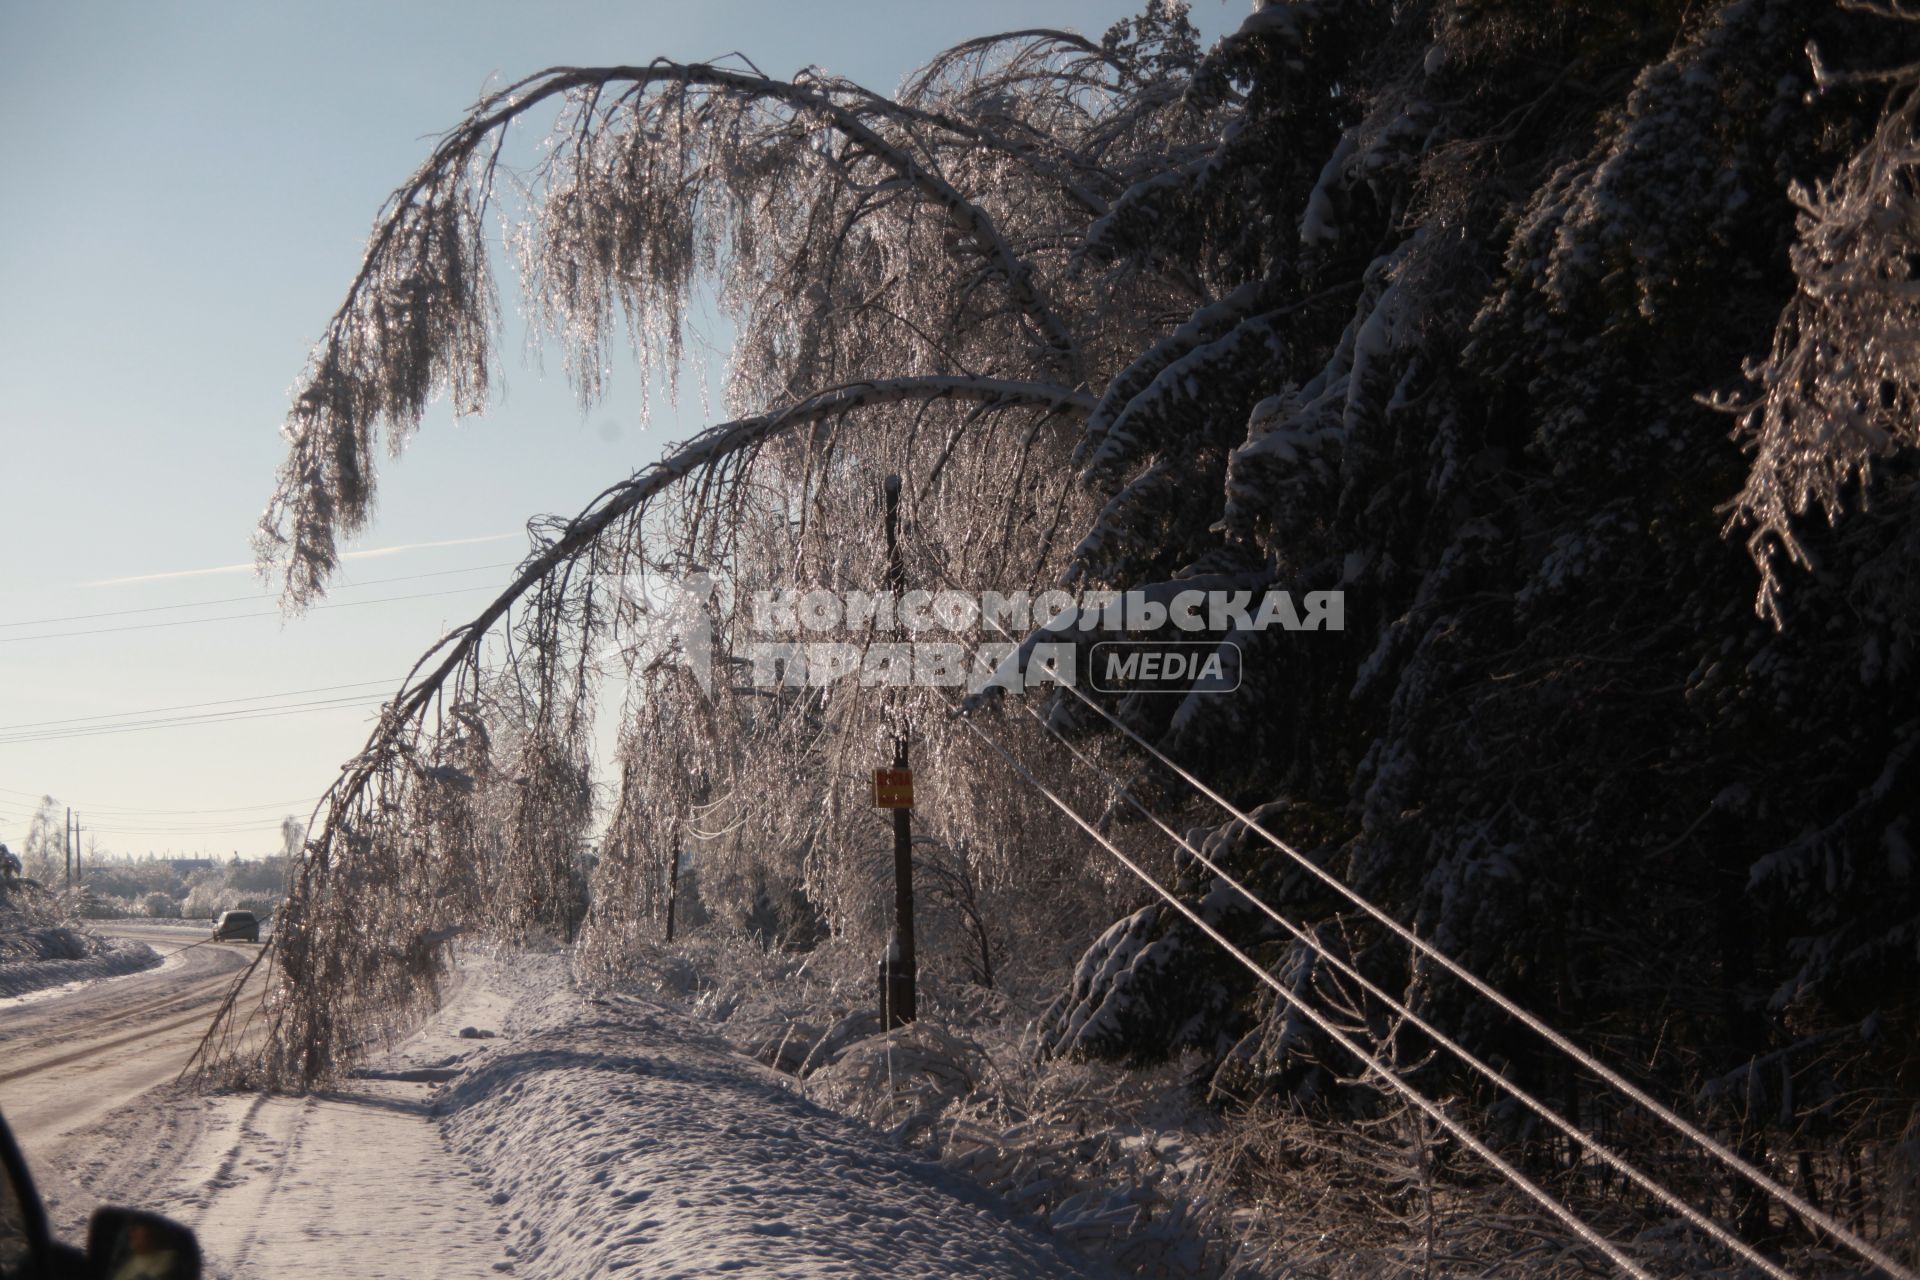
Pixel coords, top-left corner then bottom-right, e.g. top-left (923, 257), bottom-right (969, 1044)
top-left (665, 839), bottom-right (681, 945)
top-left (877, 474), bottom-right (918, 1028)
top-left (64, 807), bottom-right (72, 890)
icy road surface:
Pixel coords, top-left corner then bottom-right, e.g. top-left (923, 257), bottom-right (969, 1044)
top-left (4, 945), bottom-right (1109, 1279)
top-left (0, 922), bottom-right (252, 1153)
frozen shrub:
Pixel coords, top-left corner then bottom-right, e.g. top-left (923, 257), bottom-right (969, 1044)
top-left (804, 1022), bottom-right (988, 1142)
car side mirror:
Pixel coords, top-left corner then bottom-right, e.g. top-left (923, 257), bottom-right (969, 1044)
top-left (86, 1208), bottom-right (201, 1279)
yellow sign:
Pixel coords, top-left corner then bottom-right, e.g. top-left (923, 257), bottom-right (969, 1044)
top-left (873, 767), bottom-right (914, 809)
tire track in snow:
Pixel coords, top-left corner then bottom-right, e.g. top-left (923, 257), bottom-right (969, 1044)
top-left (193, 1093), bottom-right (313, 1276)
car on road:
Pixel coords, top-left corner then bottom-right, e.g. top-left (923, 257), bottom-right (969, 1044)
top-left (211, 910), bottom-right (259, 944)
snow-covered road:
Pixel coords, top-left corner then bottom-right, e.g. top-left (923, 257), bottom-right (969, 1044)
top-left (8, 945), bottom-right (517, 1278)
top-left (4, 944), bottom-right (1110, 1278)
top-left (0, 922), bottom-right (251, 1152)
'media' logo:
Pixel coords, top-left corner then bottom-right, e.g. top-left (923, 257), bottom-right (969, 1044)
top-left (1089, 641), bottom-right (1242, 695)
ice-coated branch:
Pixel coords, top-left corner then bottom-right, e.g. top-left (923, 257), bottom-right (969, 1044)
top-left (214, 372), bottom-right (1091, 1087)
top-left (259, 58), bottom-right (1097, 608)
top-left (1718, 87), bottom-right (1920, 622)
top-left (383, 374), bottom-right (1092, 740)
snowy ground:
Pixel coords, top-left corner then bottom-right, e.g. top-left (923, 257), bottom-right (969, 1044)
top-left (439, 957), bottom-right (1109, 1278)
top-left (14, 947), bottom-right (1112, 1278)
top-left (0, 916), bottom-right (161, 1000)
top-left (0, 924), bottom-right (248, 1154)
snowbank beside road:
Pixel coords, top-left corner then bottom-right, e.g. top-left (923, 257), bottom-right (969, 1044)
top-left (0, 921), bottom-right (160, 1000)
top-left (436, 961), bottom-right (1110, 1279)
top-left (29, 948), bottom-right (1121, 1277)
top-left (621, 938), bottom-right (1221, 1275)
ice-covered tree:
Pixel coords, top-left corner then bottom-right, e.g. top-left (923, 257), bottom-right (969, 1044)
top-left (224, 6), bottom-right (1210, 1087)
top-left (221, 1), bottom-right (1919, 1247)
top-left (20, 795), bottom-right (65, 885)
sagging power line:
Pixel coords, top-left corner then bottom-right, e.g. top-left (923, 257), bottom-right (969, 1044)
top-left (950, 702), bottom-right (1654, 1280)
top-left (995, 687), bottom-right (1797, 1280)
top-left (975, 624), bottom-right (1917, 1280)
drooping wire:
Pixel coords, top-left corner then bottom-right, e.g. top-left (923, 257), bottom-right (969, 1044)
top-left (978, 620), bottom-right (1915, 1280)
top-left (948, 700), bottom-right (1654, 1280)
top-left (996, 687), bottom-right (1797, 1280)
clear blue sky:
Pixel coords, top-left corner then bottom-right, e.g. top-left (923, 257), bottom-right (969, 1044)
top-left (0, 0), bottom-right (1238, 859)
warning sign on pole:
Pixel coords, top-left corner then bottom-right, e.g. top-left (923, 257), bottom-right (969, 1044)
top-left (872, 767), bottom-right (914, 809)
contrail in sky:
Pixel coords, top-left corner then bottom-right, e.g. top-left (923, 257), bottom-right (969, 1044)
top-left (82, 533), bottom-right (523, 588)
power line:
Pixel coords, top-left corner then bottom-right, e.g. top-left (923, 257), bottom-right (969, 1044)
top-left (0, 785), bottom-right (324, 838)
top-left (79, 819), bottom-right (305, 836)
top-left (45, 797), bottom-right (322, 818)
top-left (77, 827), bottom-right (292, 838)
top-left (0, 680), bottom-right (396, 734)
top-left (0, 562), bottom-right (517, 629)
top-left (0, 695), bottom-right (386, 747)
top-left (0, 586), bottom-right (494, 644)
top-left (0, 693), bottom-right (382, 743)
top-left (999, 690), bottom-right (1795, 1280)
top-left (950, 704), bottom-right (1651, 1279)
top-left (0, 784), bottom-right (317, 814)
top-left (59, 814), bottom-right (299, 831)
top-left (62, 831), bottom-right (294, 843)
top-left (985, 633), bottom-right (1916, 1280)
